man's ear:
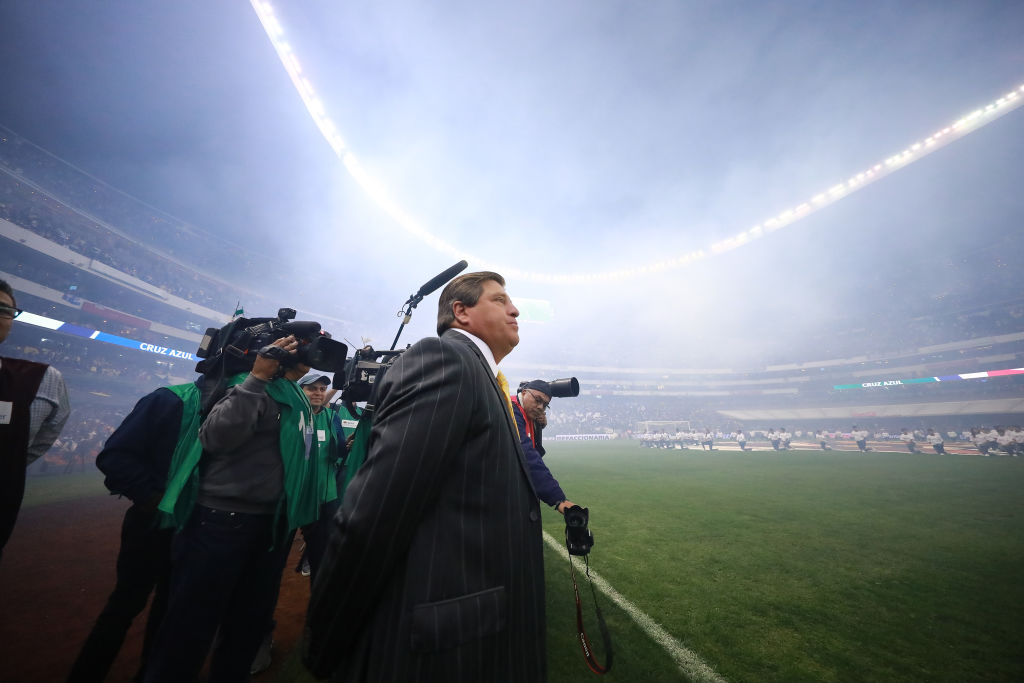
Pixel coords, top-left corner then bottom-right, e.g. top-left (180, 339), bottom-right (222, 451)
top-left (452, 300), bottom-right (470, 326)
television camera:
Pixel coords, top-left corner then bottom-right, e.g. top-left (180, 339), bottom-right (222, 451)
top-left (194, 308), bottom-right (348, 413)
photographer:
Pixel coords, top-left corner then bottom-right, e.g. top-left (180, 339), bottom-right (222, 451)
top-left (143, 334), bottom-right (333, 683)
top-left (511, 379), bottom-right (577, 513)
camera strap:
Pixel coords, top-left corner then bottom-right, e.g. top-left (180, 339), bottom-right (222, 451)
top-left (567, 551), bottom-right (613, 675)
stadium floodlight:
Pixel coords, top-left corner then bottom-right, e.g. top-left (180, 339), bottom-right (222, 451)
top-left (250, 0), bottom-right (1024, 284)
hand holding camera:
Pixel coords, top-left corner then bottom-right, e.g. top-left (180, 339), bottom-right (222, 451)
top-left (252, 335), bottom-right (299, 381)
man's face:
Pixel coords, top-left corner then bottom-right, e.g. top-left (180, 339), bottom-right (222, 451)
top-left (302, 381), bottom-right (328, 410)
top-left (0, 291), bottom-right (15, 344)
top-left (522, 389), bottom-right (550, 421)
top-left (456, 279), bottom-right (519, 362)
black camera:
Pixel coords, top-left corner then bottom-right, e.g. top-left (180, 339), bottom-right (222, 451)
top-left (564, 505), bottom-right (594, 556)
top-left (333, 345), bottom-right (406, 404)
top-left (193, 309), bottom-right (349, 415)
top-left (196, 308), bottom-right (348, 376)
top-left (517, 377), bottom-right (580, 398)
top-left (548, 377), bottom-right (580, 398)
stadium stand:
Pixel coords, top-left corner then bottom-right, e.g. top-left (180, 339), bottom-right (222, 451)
top-left (1, 123), bottom-right (1020, 468)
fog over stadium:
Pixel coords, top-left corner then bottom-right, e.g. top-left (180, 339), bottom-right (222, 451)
top-left (4, 3), bottom-right (1024, 680)
top-left (1, 0), bottom-right (1022, 373)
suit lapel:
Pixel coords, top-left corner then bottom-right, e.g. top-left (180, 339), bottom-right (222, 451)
top-left (442, 330), bottom-right (530, 466)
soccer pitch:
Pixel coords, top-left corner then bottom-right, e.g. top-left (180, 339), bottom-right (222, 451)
top-left (539, 441), bottom-right (1024, 682)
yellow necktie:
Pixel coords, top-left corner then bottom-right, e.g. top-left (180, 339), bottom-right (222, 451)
top-left (496, 371), bottom-right (520, 437)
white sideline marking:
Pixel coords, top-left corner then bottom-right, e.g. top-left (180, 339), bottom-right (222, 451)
top-left (542, 530), bottom-right (727, 682)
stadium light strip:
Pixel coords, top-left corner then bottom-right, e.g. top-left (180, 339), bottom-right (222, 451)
top-left (15, 311), bottom-right (198, 362)
top-left (833, 367), bottom-right (1024, 390)
top-left (250, 1), bottom-right (1023, 284)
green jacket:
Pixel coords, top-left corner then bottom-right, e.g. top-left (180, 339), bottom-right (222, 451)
top-left (158, 373), bottom-right (330, 534)
top-left (313, 406), bottom-right (340, 505)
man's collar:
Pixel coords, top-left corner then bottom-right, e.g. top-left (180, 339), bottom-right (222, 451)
top-left (449, 328), bottom-right (498, 377)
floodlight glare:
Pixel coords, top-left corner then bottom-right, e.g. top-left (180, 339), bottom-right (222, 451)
top-left (250, 0), bottom-right (1024, 284)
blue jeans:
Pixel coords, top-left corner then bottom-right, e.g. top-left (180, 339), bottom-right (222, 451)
top-left (142, 506), bottom-right (291, 683)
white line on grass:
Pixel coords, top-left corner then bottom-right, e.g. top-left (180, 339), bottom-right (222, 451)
top-left (542, 530), bottom-right (727, 683)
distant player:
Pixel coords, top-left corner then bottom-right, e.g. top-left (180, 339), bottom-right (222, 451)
top-left (995, 427), bottom-right (1016, 456)
top-left (815, 430), bottom-right (832, 450)
top-left (899, 428), bottom-right (919, 453)
top-left (852, 426), bottom-right (871, 452)
top-left (970, 427), bottom-right (993, 456)
top-left (779, 428), bottom-right (792, 450)
top-left (736, 430), bottom-right (748, 451)
top-left (925, 429), bottom-right (945, 455)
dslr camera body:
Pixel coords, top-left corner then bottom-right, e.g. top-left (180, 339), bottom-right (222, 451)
top-left (564, 505), bottom-right (594, 556)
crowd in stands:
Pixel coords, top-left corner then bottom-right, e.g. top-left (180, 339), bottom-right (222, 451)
top-left (0, 126), bottom-right (278, 285)
top-left (5, 325), bottom-right (182, 402)
top-left (3, 124), bottom-right (1022, 476)
top-left (0, 248), bottom-right (226, 338)
top-left (28, 405), bottom-right (125, 475)
top-left (0, 175), bottom-right (239, 311)
top-left (758, 297), bottom-right (1024, 368)
top-left (8, 335), bottom-right (1021, 474)
top-left (634, 424), bottom-right (1024, 457)
top-left (543, 395), bottom-right (723, 436)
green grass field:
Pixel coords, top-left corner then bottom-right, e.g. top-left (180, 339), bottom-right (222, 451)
top-left (23, 468), bottom-right (108, 507)
top-left (536, 441), bottom-right (1024, 682)
top-left (27, 443), bottom-right (1024, 681)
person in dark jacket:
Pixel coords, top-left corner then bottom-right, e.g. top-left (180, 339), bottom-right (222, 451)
top-left (306, 271), bottom-right (547, 682)
top-left (0, 280), bottom-right (70, 562)
top-left (511, 379), bottom-right (577, 514)
top-left (67, 384), bottom-right (192, 682)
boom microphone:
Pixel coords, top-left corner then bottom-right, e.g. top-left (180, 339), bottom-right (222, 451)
top-left (417, 260), bottom-right (468, 298)
top-left (391, 260), bottom-right (470, 350)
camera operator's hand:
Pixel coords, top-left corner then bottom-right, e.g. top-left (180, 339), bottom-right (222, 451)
top-left (556, 499), bottom-right (577, 514)
top-left (535, 412), bottom-right (548, 428)
top-left (251, 335), bottom-right (298, 381)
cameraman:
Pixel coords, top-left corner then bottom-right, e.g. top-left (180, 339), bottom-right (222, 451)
top-left (511, 379), bottom-right (577, 513)
top-left (143, 335), bottom-right (329, 683)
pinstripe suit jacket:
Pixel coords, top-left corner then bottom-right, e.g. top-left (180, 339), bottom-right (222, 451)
top-left (306, 329), bottom-right (547, 682)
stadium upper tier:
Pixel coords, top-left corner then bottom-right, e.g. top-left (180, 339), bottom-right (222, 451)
top-left (1, 121), bottom-right (1020, 410)
top-left (0, 170), bottom-right (269, 314)
top-left (0, 125), bottom-right (281, 281)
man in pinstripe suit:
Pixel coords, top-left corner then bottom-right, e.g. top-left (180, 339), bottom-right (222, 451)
top-left (305, 271), bottom-right (547, 682)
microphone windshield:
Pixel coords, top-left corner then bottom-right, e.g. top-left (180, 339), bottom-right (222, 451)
top-left (417, 260), bottom-right (469, 297)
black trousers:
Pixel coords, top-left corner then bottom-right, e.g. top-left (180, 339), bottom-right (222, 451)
top-left (301, 499), bottom-right (341, 586)
top-left (142, 506), bottom-right (291, 683)
top-left (68, 504), bottom-right (173, 683)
